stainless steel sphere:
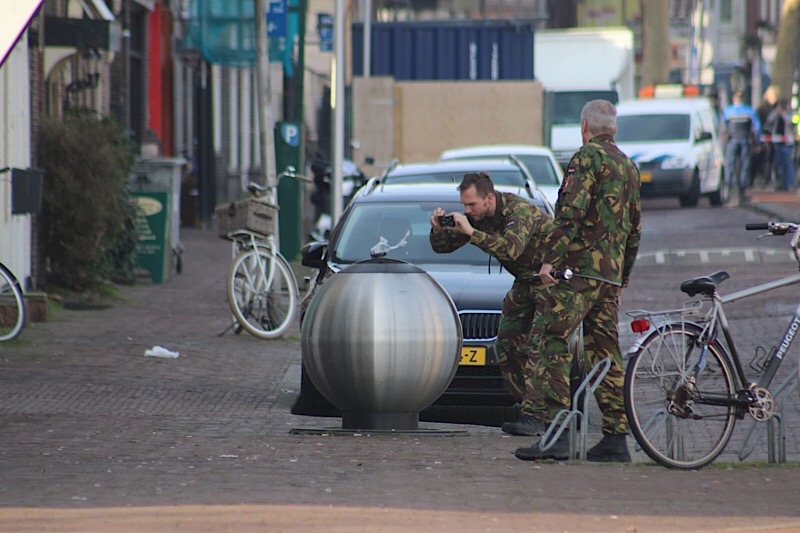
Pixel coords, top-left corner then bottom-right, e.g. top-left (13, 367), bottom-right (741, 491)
top-left (301, 258), bottom-right (462, 430)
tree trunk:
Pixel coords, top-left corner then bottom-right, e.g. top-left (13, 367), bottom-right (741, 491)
top-left (767, 0), bottom-right (800, 101)
top-left (640, 0), bottom-right (671, 87)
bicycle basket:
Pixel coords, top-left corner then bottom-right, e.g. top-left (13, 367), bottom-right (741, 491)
top-left (216, 199), bottom-right (278, 237)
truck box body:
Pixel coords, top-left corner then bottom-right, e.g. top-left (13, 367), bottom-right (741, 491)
top-left (534, 27), bottom-right (635, 167)
top-left (352, 20), bottom-right (535, 81)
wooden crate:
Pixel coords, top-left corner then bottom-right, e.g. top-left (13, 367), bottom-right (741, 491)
top-left (216, 199), bottom-right (278, 237)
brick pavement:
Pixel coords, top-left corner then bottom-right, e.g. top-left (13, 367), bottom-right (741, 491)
top-left (1, 196), bottom-right (800, 531)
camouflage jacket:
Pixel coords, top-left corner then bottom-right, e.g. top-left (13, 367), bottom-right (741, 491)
top-left (429, 192), bottom-right (550, 280)
top-left (543, 134), bottom-right (642, 287)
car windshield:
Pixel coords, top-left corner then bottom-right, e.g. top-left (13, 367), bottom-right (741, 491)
top-left (385, 170), bottom-right (525, 186)
top-left (552, 91), bottom-right (619, 125)
top-left (616, 114), bottom-right (691, 142)
top-left (331, 201), bottom-right (494, 266)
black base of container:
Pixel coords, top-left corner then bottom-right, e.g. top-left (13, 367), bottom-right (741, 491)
top-left (342, 411), bottom-right (418, 430)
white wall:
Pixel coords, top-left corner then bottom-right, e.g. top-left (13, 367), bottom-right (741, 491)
top-left (0, 32), bottom-right (32, 288)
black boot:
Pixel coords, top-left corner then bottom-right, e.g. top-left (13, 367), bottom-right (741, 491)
top-left (501, 415), bottom-right (545, 436)
top-left (515, 433), bottom-right (570, 461)
top-left (586, 434), bottom-right (631, 463)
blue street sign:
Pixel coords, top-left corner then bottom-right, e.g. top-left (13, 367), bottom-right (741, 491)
top-left (318, 13), bottom-right (333, 52)
top-left (267, 0), bottom-right (287, 38)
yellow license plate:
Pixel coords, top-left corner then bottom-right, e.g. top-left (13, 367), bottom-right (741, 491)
top-left (640, 172), bottom-right (652, 183)
top-left (460, 346), bottom-right (487, 366)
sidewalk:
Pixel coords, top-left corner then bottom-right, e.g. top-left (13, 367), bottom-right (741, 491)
top-left (1, 201), bottom-right (799, 531)
top-left (747, 187), bottom-right (800, 222)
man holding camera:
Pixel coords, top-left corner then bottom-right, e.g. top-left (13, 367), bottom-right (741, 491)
top-left (430, 172), bottom-right (551, 436)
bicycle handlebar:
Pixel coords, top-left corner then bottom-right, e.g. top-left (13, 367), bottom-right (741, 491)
top-left (745, 223), bottom-right (769, 231)
top-left (746, 222), bottom-right (800, 267)
top-left (746, 222), bottom-right (799, 234)
top-left (245, 166), bottom-right (313, 198)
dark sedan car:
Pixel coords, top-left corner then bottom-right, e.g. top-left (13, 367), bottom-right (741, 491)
top-left (291, 164), bottom-right (556, 426)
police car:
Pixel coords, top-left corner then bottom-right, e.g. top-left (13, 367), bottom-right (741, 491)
top-left (614, 86), bottom-right (727, 207)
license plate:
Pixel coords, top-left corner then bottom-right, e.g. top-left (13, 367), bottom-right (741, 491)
top-left (460, 346), bottom-right (486, 366)
top-left (640, 172), bottom-right (652, 183)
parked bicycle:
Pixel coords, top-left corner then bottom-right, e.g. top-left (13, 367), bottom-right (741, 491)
top-left (0, 261), bottom-right (25, 342)
top-left (218, 167), bottom-right (309, 340)
top-left (624, 221), bottom-right (800, 469)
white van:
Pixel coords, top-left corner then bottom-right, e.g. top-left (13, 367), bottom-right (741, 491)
top-left (615, 96), bottom-right (726, 207)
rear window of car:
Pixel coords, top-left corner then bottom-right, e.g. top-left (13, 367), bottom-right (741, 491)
top-left (384, 170), bottom-right (526, 187)
top-left (332, 202), bottom-right (494, 266)
top-left (616, 114), bottom-right (691, 142)
top-left (442, 155), bottom-right (560, 186)
top-left (515, 155), bottom-right (560, 185)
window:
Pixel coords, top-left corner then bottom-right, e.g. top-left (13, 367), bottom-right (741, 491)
top-left (517, 155), bottom-right (560, 185)
top-left (720, 0), bottom-right (732, 22)
top-left (552, 91), bottom-right (619, 125)
top-left (616, 114), bottom-right (691, 142)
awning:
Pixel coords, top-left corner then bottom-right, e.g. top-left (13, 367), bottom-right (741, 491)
top-left (0, 0), bottom-right (44, 69)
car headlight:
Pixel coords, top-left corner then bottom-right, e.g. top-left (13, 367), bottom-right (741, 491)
top-left (661, 156), bottom-right (689, 169)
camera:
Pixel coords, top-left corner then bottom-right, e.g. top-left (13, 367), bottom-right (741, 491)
top-left (438, 215), bottom-right (456, 228)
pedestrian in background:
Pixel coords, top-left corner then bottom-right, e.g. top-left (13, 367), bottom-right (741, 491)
top-left (753, 88), bottom-right (777, 188)
top-left (766, 99), bottom-right (796, 191)
top-left (722, 90), bottom-right (761, 203)
top-left (515, 99), bottom-right (641, 463)
top-left (430, 172), bottom-right (551, 437)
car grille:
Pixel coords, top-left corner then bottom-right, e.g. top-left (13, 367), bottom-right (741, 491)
top-left (636, 161), bottom-right (660, 170)
top-left (451, 365), bottom-right (506, 391)
top-left (458, 312), bottom-right (501, 341)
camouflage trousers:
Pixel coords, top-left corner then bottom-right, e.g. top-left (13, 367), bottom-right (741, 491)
top-left (531, 276), bottom-right (629, 435)
top-left (495, 280), bottom-right (546, 416)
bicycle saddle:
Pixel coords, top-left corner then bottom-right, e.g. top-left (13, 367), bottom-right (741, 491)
top-left (680, 270), bottom-right (730, 297)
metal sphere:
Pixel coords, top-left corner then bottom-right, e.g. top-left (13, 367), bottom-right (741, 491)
top-left (301, 258), bottom-right (462, 429)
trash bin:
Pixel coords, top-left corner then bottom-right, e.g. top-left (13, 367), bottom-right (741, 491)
top-left (131, 191), bottom-right (171, 284)
top-left (130, 157), bottom-right (187, 282)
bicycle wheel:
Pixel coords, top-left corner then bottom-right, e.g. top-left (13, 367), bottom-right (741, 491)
top-left (0, 264), bottom-right (25, 342)
top-left (625, 322), bottom-right (736, 470)
top-left (227, 249), bottom-right (297, 339)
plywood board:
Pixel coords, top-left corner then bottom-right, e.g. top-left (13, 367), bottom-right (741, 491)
top-left (352, 78), bottom-right (545, 169)
top-left (394, 81), bottom-right (544, 162)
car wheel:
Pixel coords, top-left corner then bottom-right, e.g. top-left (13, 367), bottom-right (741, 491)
top-left (678, 170), bottom-right (701, 208)
top-left (709, 167), bottom-right (728, 207)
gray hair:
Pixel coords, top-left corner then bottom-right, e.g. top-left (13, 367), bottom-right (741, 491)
top-left (580, 99), bottom-right (617, 134)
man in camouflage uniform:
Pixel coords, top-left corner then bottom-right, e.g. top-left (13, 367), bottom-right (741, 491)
top-left (515, 99), bottom-right (641, 462)
top-left (430, 172), bottom-right (551, 435)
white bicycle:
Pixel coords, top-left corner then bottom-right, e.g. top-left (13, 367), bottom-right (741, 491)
top-left (0, 261), bottom-right (25, 342)
top-left (220, 168), bottom-right (307, 340)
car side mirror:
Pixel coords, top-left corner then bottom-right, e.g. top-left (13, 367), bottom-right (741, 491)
top-left (696, 131), bottom-right (713, 142)
top-left (301, 241), bottom-right (327, 268)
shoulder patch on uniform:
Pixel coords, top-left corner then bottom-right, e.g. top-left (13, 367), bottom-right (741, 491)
top-left (506, 220), bottom-right (516, 227)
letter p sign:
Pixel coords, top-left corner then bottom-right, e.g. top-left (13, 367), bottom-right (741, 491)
top-left (281, 123), bottom-right (300, 147)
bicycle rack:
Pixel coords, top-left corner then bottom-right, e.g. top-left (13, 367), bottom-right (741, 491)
top-left (538, 358), bottom-right (611, 460)
top-left (736, 372), bottom-right (798, 463)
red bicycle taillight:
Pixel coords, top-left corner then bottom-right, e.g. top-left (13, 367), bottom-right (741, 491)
top-left (630, 319), bottom-right (650, 333)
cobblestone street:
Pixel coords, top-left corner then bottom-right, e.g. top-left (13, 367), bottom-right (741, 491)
top-left (1, 192), bottom-right (800, 531)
